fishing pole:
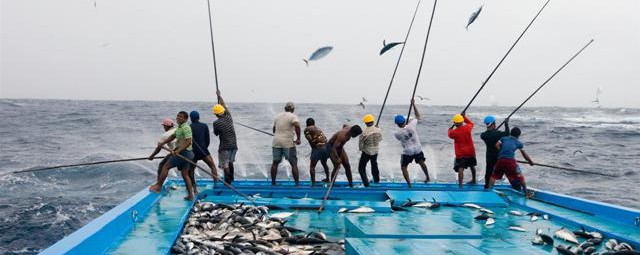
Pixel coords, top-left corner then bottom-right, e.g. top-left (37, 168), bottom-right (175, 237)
top-left (516, 160), bottom-right (618, 177)
top-left (496, 39), bottom-right (594, 129)
top-left (406, 0), bottom-right (437, 121)
top-left (206, 0), bottom-right (220, 100)
top-left (376, 0), bottom-right (421, 126)
top-left (10, 157), bottom-right (165, 175)
top-left (459, 0), bottom-right (551, 115)
top-left (318, 166), bottom-right (341, 213)
top-left (235, 122), bottom-right (274, 136)
top-left (160, 146), bottom-right (257, 204)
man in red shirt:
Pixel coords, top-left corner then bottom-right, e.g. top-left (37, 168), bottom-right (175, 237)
top-left (448, 113), bottom-right (477, 188)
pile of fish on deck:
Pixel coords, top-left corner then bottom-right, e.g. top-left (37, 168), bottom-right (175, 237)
top-left (456, 202), bottom-right (637, 255)
top-left (171, 201), bottom-right (343, 255)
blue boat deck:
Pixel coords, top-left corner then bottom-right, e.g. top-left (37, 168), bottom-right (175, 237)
top-left (39, 180), bottom-right (640, 255)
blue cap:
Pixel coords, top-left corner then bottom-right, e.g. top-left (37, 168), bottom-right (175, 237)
top-left (483, 115), bottom-right (496, 125)
top-left (394, 115), bottom-right (406, 125)
top-left (190, 111), bottom-right (200, 120)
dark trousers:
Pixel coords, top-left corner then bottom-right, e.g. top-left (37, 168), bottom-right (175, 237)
top-left (358, 152), bottom-right (380, 187)
top-left (485, 157), bottom-right (497, 189)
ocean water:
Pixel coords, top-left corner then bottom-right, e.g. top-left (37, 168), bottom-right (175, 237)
top-left (0, 98), bottom-right (638, 254)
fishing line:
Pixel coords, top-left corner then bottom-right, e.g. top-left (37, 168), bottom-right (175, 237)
top-left (496, 39), bottom-right (594, 129)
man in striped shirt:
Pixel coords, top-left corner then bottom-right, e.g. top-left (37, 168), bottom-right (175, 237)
top-left (212, 90), bottom-right (238, 184)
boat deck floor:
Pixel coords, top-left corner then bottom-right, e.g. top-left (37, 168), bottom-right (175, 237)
top-left (96, 180), bottom-right (638, 255)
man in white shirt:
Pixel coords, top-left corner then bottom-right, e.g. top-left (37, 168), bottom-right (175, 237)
top-left (393, 99), bottom-right (430, 188)
top-left (271, 102), bottom-right (302, 186)
top-left (148, 118), bottom-right (176, 182)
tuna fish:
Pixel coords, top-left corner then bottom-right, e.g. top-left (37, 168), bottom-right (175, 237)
top-left (462, 203), bottom-right (482, 209)
top-left (303, 46), bottom-right (333, 66)
top-left (555, 228), bottom-right (580, 245)
top-left (509, 210), bottom-right (524, 216)
top-left (485, 218), bottom-right (495, 226)
top-left (270, 212), bottom-right (295, 219)
top-left (349, 206), bottom-right (375, 213)
top-left (509, 226), bottom-right (526, 232)
top-left (466, 5), bottom-right (483, 30)
top-left (379, 40), bottom-right (404, 55)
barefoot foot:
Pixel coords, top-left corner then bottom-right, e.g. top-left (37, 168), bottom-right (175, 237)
top-left (149, 184), bottom-right (161, 194)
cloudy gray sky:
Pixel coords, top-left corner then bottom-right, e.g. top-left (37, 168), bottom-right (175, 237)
top-left (1, 0), bottom-right (639, 108)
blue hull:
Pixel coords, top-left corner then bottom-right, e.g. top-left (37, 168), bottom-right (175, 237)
top-left (40, 180), bottom-right (640, 255)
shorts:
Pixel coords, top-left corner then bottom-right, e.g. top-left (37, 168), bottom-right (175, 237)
top-left (273, 147), bottom-right (297, 165)
top-left (311, 145), bottom-right (330, 162)
top-left (453, 157), bottom-right (477, 172)
top-left (492, 158), bottom-right (525, 188)
top-left (168, 150), bottom-right (194, 171)
top-left (401, 151), bottom-right (426, 167)
top-left (193, 148), bottom-right (211, 162)
top-left (218, 149), bottom-right (237, 169)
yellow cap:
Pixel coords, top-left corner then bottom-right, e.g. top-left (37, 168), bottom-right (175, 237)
top-left (452, 114), bottom-right (464, 123)
top-left (362, 114), bottom-right (375, 123)
top-left (212, 104), bottom-right (225, 115)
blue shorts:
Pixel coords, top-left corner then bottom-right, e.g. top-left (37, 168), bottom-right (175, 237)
top-left (273, 147), bottom-right (297, 165)
top-left (168, 150), bottom-right (194, 171)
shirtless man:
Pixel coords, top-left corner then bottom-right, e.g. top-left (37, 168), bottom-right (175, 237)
top-left (326, 125), bottom-right (363, 187)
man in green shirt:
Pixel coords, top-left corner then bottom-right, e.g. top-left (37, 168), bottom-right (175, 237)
top-left (149, 111), bottom-right (196, 201)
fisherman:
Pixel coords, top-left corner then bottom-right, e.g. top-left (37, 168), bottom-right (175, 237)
top-left (188, 110), bottom-right (218, 193)
top-left (480, 115), bottom-right (510, 189)
top-left (270, 102), bottom-right (301, 186)
top-left (150, 111), bottom-right (196, 200)
top-left (327, 125), bottom-right (363, 187)
top-left (448, 113), bottom-right (477, 188)
top-left (212, 90), bottom-right (238, 184)
top-left (147, 118), bottom-right (176, 178)
top-left (393, 99), bottom-right (430, 188)
top-left (358, 114), bottom-right (382, 187)
top-left (486, 127), bottom-right (534, 198)
top-left (303, 118), bottom-right (330, 186)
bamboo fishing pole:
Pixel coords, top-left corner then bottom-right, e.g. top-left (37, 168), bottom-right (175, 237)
top-left (10, 156), bottom-right (165, 175)
top-left (376, 0), bottom-right (421, 126)
top-left (516, 160), bottom-right (617, 177)
top-left (206, 0), bottom-right (220, 101)
top-left (406, 0), bottom-right (437, 122)
top-left (459, 0), bottom-right (551, 115)
top-left (160, 146), bottom-right (257, 204)
top-left (496, 39), bottom-right (594, 129)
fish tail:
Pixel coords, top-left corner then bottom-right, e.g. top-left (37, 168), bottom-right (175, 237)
top-left (303, 59), bottom-right (309, 66)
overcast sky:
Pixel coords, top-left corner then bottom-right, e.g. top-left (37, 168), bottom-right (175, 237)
top-left (1, 0), bottom-right (639, 108)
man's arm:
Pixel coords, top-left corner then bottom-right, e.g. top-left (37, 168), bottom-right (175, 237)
top-left (495, 141), bottom-right (502, 151)
top-left (462, 114), bottom-right (473, 129)
top-left (216, 90), bottom-right (229, 113)
top-left (520, 149), bottom-right (534, 166)
top-left (504, 118), bottom-right (510, 135)
top-left (412, 99), bottom-right (421, 120)
top-left (293, 122), bottom-right (301, 145)
top-left (157, 134), bottom-right (176, 148)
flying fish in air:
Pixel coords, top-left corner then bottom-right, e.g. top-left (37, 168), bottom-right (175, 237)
top-left (466, 5), bottom-right (483, 30)
top-left (379, 40), bottom-right (404, 55)
top-left (303, 46), bottom-right (333, 66)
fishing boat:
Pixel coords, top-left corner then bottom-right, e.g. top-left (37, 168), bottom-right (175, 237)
top-left (40, 179), bottom-right (639, 255)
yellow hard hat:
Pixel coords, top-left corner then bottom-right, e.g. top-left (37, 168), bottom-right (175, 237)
top-left (452, 114), bottom-right (464, 123)
top-left (362, 114), bottom-right (375, 123)
top-left (212, 104), bottom-right (225, 115)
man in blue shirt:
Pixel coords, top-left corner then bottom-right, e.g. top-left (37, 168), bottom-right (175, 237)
top-left (486, 127), bottom-right (534, 198)
top-left (189, 111), bottom-right (218, 193)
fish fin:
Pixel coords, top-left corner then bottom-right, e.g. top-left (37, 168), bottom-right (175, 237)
top-left (303, 59), bottom-right (309, 66)
top-left (383, 39), bottom-right (386, 46)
